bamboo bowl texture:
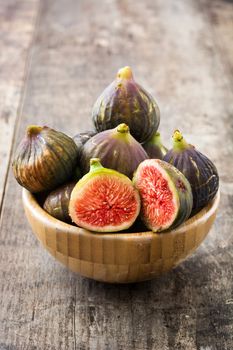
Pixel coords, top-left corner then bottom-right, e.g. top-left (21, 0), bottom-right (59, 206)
top-left (23, 189), bottom-right (220, 283)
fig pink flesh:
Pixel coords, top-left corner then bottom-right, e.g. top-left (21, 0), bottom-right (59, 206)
top-left (136, 165), bottom-right (176, 229)
top-left (74, 175), bottom-right (139, 228)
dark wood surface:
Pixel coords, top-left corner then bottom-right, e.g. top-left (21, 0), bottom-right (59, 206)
top-left (0, 0), bottom-right (233, 349)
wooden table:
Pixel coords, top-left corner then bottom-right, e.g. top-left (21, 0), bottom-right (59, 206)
top-left (0, 0), bottom-right (232, 349)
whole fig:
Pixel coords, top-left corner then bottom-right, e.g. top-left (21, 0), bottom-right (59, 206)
top-left (92, 66), bottom-right (160, 143)
top-left (164, 130), bottom-right (219, 213)
top-left (80, 123), bottom-right (148, 178)
top-left (43, 181), bottom-right (76, 222)
top-left (12, 125), bottom-right (78, 193)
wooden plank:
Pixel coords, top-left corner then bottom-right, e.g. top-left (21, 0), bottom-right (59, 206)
top-left (0, 0), bottom-right (233, 349)
top-left (0, 0), bottom-right (40, 214)
top-left (202, 0), bottom-right (233, 81)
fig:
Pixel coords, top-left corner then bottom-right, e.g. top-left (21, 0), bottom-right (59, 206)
top-left (80, 123), bottom-right (148, 178)
top-left (43, 181), bottom-right (76, 222)
top-left (12, 125), bottom-right (78, 193)
top-left (143, 131), bottom-right (167, 159)
top-left (73, 166), bottom-right (82, 181)
top-left (73, 130), bottom-right (97, 156)
top-left (92, 66), bottom-right (160, 143)
top-left (69, 158), bottom-right (140, 232)
top-left (133, 159), bottom-right (193, 232)
top-left (163, 130), bottom-right (219, 213)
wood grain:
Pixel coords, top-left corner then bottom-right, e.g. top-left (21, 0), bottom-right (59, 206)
top-left (0, 0), bottom-right (39, 213)
top-left (0, 0), bottom-right (233, 349)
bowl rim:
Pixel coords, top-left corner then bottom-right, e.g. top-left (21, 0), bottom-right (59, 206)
top-left (22, 188), bottom-right (220, 240)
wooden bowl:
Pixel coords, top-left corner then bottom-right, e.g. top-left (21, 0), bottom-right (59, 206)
top-left (22, 189), bottom-right (220, 283)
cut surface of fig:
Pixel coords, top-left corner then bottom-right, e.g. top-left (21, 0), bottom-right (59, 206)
top-left (69, 159), bottom-right (140, 232)
top-left (134, 161), bottom-right (178, 231)
top-left (133, 159), bottom-right (193, 232)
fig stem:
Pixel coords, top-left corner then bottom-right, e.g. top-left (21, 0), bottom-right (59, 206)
top-left (148, 131), bottom-right (162, 145)
top-left (117, 123), bottom-right (129, 134)
top-left (172, 130), bottom-right (189, 151)
top-left (117, 66), bottom-right (133, 80)
top-left (27, 125), bottom-right (43, 136)
top-left (90, 158), bottom-right (103, 172)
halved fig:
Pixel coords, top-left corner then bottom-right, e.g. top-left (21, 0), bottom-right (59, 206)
top-left (133, 159), bottom-right (193, 232)
top-left (69, 158), bottom-right (140, 232)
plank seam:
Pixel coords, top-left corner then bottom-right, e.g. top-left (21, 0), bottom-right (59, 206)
top-left (0, 0), bottom-right (43, 221)
top-left (199, 0), bottom-right (233, 95)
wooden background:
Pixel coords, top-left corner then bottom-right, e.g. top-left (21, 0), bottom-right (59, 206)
top-left (0, 0), bottom-right (233, 349)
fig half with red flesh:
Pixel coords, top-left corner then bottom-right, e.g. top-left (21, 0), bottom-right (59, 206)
top-left (69, 158), bottom-right (140, 232)
top-left (133, 159), bottom-right (193, 232)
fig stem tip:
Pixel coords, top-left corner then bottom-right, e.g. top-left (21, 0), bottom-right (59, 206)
top-left (172, 130), bottom-right (189, 150)
top-left (27, 125), bottom-right (43, 136)
top-left (173, 130), bottom-right (183, 142)
top-left (117, 123), bottom-right (129, 133)
top-left (117, 66), bottom-right (133, 80)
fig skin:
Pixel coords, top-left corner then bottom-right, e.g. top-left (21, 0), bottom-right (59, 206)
top-left (73, 130), bottom-right (97, 156)
top-left (69, 158), bottom-right (141, 232)
top-left (12, 125), bottom-right (79, 193)
top-left (43, 181), bottom-right (76, 222)
top-left (80, 123), bottom-right (149, 178)
top-left (133, 159), bottom-right (193, 232)
top-left (143, 131), bottom-right (167, 159)
top-left (73, 131), bottom-right (97, 146)
top-left (73, 166), bottom-right (82, 181)
top-left (163, 130), bottom-right (219, 213)
top-left (92, 66), bottom-right (160, 143)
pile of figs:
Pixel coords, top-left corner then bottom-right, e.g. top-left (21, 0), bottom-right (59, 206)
top-left (12, 67), bottom-right (219, 233)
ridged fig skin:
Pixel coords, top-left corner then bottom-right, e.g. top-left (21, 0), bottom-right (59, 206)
top-left (92, 66), bottom-right (160, 143)
top-left (133, 159), bottom-right (193, 232)
top-left (163, 131), bottom-right (219, 213)
top-left (12, 126), bottom-right (79, 193)
top-left (43, 181), bottom-right (76, 222)
top-left (80, 124), bottom-right (149, 178)
top-left (143, 132), bottom-right (168, 159)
